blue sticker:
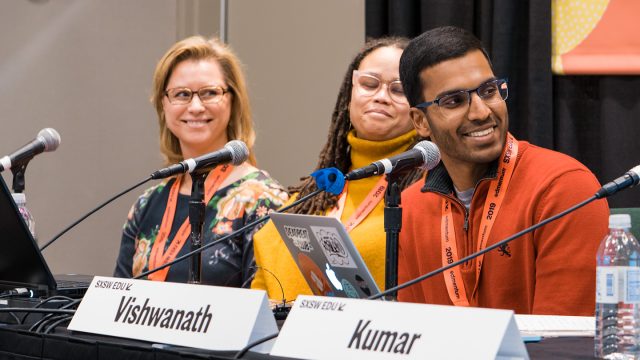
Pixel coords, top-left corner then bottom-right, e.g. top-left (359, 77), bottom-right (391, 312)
top-left (341, 279), bottom-right (359, 298)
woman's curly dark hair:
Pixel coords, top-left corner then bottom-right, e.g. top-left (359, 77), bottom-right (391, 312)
top-left (289, 37), bottom-right (426, 215)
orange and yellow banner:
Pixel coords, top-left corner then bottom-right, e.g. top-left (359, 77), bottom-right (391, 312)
top-left (552, 0), bottom-right (640, 75)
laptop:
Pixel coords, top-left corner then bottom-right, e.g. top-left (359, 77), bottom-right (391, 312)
top-left (270, 213), bottom-right (381, 299)
top-left (0, 175), bottom-right (91, 297)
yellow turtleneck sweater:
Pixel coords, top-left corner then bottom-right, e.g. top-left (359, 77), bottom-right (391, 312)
top-left (251, 130), bottom-right (417, 301)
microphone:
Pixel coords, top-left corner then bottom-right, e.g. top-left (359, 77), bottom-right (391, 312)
top-left (150, 140), bottom-right (249, 180)
top-left (345, 140), bottom-right (440, 181)
top-left (0, 128), bottom-right (61, 172)
top-left (311, 168), bottom-right (346, 195)
top-left (42, 142), bottom-right (251, 250)
top-left (596, 165), bottom-right (640, 199)
top-left (41, 141), bottom-right (251, 251)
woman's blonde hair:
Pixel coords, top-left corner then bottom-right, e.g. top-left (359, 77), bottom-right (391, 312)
top-left (151, 36), bottom-right (256, 166)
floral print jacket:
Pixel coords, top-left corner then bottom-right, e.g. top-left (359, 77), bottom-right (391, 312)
top-left (113, 170), bottom-right (288, 287)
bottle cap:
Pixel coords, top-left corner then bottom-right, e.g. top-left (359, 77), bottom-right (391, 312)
top-left (11, 193), bottom-right (26, 205)
top-left (609, 214), bottom-right (631, 229)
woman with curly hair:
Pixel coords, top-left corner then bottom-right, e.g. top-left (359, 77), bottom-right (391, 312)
top-left (252, 37), bottom-right (423, 301)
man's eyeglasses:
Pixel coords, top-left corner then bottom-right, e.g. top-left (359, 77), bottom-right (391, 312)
top-left (352, 70), bottom-right (408, 104)
top-left (164, 86), bottom-right (230, 105)
top-left (415, 78), bottom-right (508, 119)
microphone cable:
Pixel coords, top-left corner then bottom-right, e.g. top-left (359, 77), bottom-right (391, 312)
top-left (135, 189), bottom-right (324, 280)
top-left (28, 298), bottom-right (81, 332)
top-left (247, 265), bottom-right (293, 322)
top-left (0, 308), bottom-right (76, 316)
top-left (369, 194), bottom-right (599, 300)
top-left (249, 266), bottom-right (287, 309)
top-left (233, 332), bottom-right (280, 359)
top-left (219, 265), bottom-right (289, 314)
top-left (1, 310), bottom-right (20, 325)
top-left (20, 295), bottom-right (75, 324)
top-left (43, 314), bottom-right (74, 334)
top-left (40, 176), bottom-right (153, 251)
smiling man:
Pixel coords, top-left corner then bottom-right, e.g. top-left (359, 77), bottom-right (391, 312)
top-left (397, 26), bottom-right (609, 315)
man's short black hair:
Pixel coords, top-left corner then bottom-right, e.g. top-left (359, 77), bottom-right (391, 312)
top-left (400, 26), bottom-right (492, 107)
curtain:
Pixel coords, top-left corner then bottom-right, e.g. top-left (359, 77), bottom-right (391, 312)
top-left (366, 0), bottom-right (640, 208)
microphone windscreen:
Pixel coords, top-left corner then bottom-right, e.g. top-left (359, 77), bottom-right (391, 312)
top-left (414, 140), bottom-right (440, 170)
top-left (311, 167), bottom-right (346, 195)
top-left (225, 140), bottom-right (249, 165)
top-left (38, 128), bottom-right (61, 152)
top-left (630, 165), bottom-right (640, 183)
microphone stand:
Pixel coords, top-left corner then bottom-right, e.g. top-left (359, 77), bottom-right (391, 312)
top-left (188, 170), bottom-right (209, 284)
top-left (383, 172), bottom-right (402, 301)
top-left (11, 162), bottom-right (29, 193)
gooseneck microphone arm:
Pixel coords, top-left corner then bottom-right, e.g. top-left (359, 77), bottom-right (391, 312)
top-left (135, 188), bottom-right (324, 280)
top-left (369, 194), bottom-right (599, 301)
top-left (40, 144), bottom-right (250, 252)
top-left (40, 176), bottom-right (153, 251)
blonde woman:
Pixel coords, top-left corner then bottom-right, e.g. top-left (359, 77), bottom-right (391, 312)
top-left (114, 37), bottom-right (287, 286)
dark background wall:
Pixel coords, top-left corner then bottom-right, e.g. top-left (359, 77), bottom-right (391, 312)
top-left (366, 0), bottom-right (640, 208)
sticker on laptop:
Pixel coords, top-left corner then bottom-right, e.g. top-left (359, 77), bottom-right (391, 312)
top-left (341, 279), bottom-right (359, 298)
top-left (298, 253), bottom-right (333, 296)
top-left (310, 226), bottom-right (356, 268)
top-left (284, 225), bottom-right (313, 252)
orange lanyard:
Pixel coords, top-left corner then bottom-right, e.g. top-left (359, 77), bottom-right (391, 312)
top-left (327, 176), bottom-right (387, 232)
top-left (441, 134), bottom-right (518, 306)
top-left (147, 165), bottom-right (233, 281)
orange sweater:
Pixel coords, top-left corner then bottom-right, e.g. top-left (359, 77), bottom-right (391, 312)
top-left (398, 140), bottom-right (609, 315)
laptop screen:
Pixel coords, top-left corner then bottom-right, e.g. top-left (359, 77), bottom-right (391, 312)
top-left (0, 175), bottom-right (56, 291)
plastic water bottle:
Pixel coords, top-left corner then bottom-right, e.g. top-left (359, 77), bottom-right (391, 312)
top-left (595, 214), bottom-right (640, 359)
top-left (11, 192), bottom-right (37, 242)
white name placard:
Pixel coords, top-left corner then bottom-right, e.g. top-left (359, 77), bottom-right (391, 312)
top-left (271, 295), bottom-right (528, 360)
top-left (68, 276), bottom-right (277, 352)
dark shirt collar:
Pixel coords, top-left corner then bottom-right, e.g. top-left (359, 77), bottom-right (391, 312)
top-left (420, 160), bottom-right (499, 195)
